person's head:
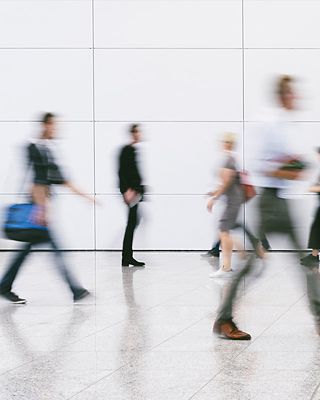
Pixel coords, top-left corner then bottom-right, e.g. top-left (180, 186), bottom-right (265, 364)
top-left (222, 132), bottom-right (237, 151)
top-left (41, 112), bottom-right (56, 139)
top-left (129, 123), bottom-right (141, 144)
top-left (276, 75), bottom-right (296, 110)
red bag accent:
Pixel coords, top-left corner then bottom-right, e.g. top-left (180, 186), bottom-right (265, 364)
top-left (239, 171), bottom-right (256, 202)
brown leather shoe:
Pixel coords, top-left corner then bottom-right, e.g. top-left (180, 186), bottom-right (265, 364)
top-left (213, 318), bottom-right (251, 340)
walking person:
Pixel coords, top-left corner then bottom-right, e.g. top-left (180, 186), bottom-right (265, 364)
top-left (0, 112), bottom-right (93, 304)
top-left (207, 133), bottom-right (244, 278)
top-left (213, 75), bottom-right (320, 340)
top-left (118, 124), bottom-right (145, 267)
top-left (301, 147), bottom-right (320, 267)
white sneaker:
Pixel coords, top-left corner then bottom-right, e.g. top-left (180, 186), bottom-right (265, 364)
top-left (209, 268), bottom-right (233, 278)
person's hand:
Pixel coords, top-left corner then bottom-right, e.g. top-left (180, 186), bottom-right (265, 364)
top-left (207, 190), bottom-right (218, 197)
top-left (86, 195), bottom-right (97, 204)
top-left (124, 189), bottom-right (137, 205)
top-left (207, 197), bottom-right (215, 212)
top-left (309, 185), bottom-right (320, 193)
top-left (34, 206), bottom-right (47, 226)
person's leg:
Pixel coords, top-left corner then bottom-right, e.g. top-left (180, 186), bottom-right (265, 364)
top-left (281, 202), bottom-right (320, 324)
top-left (201, 239), bottom-right (220, 258)
top-left (290, 230), bottom-right (320, 326)
top-left (48, 233), bottom-right (86, 298)
top-left (0, 243), bottom-right (32, 293)
top-left (220, 231), bottom-right (233, 271)
top-left (216, 254), bottom-right (255, 321)
top-left (211, 240), bottom-right (221, 254)
top-left (213, 254), bottom-right (254, 339)
top-left (301, 207), bottom-right (320, 266)
top-left (234, 222), bottom-right (265, 259)
top-left (214, 190), bottom-right (271, 336)
top-left (122, 204), bottom-right (138, 263)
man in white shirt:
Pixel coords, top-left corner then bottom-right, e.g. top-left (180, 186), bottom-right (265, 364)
top-left (213, 76), bottom-right (320, 340)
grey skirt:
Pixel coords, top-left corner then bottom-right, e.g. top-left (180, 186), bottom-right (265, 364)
top-left (219, 201), bottom-right (242, 232)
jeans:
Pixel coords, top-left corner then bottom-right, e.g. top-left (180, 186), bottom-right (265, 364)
top-left (0, 231), bottom-right (83, 295)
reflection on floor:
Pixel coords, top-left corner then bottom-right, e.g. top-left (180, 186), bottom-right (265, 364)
top-left (0, 251), bottom-right (319, 400)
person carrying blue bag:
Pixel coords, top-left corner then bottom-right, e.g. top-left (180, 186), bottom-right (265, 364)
top-left (0, 112), bottom-right (94, 304)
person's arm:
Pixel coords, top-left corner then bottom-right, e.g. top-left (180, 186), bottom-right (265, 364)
top-left (309, 185), bottom-right (320, 193)
top-left (267, 168), bottom-right (301, 181)
top-left (64, 181), bottom-right (95, 202)
top-left (31, 184), bottom-right (48, 225)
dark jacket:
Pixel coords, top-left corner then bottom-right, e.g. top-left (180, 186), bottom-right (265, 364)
top-left (118, 145), bottom-right (144, 195)
top-left (28, 141), bottom-right (66, 186)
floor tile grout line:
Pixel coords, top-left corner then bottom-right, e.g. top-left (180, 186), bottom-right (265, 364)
top-left (310, 380), bottom-right (320, 400)
top-left (66, 312), bottom-right (217, 400)
top-left (0, 254), bottom-right (310, 398)
top-left (0, 264), bottom-right (212, 379)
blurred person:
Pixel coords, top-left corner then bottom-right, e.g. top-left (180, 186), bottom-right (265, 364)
top-left (213, 75), bottom-right (320, 340)
top-left (301, 147), bottom-right (320, 267)
top-left (201, 239), bottom-right (221, 258)
top-left (0, 112), bottom-right (93, 304)
top-left (202, 223), bottom-right (261, 260)
top-left (118, 124), bottom-right (145, 267)
top-left (207, 133), bottom-right (244, 278)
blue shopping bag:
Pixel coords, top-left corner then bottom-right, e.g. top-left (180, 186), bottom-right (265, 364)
top-left (4, 203), bottom-right (50, 243)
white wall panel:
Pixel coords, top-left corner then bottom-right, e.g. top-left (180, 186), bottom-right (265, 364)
top-left (53, 122), bottom-right (94, 195)
top-left (0, 50), bottom-right (93, 121)
top-left (95, 194), bottom-right (222, 250)
top-left (244, 50), bottom-right (320, 121)
top-left (0, 122), bottom-right (94, 195)
top-left (94, 0), bottom-right (241, 48)
top-left (0, 0), bottom-right (318, 251)
top-left (245, 1), bottom-right (320, 49)
top-left (94, 50), bottom-right (242, 121)
top-left (50, 195), bottom-right (95, 250)
top-left (0, 0), bottom-right (92, 48)
top-left (95, 122), bottom-right (243, 195)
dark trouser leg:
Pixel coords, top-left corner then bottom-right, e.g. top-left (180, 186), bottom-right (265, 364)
top-left (216, 191), bottom-right (278, 322)
top-left (216, 254), bottom-right (255, 321)
top-left (48, 233), bottom-right (83, 295)
top-left (308, 207), bottom-right (320, 249)
top-left (261, 190), bottom-right (320, 319)
top-left (211, 240), bottom-right (221, 253)
top-left (122, 204), bottom-right (138, 262)
top-left (0, 243), bottom-right (32, 292)
top-left (233, 222), bottom-right (259, 250)
top-left (216, 222), bottom-right (259, 321)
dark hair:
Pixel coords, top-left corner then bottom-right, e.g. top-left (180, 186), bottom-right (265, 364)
top-left (277, 75), bottom-right (294, 97)
top-left (129, 124), bottom-right (140, 134)
top-left (42, 112), bottom-right (55, 124)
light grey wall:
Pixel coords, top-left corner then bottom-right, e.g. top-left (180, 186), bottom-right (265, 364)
top-left (0, 0), bottom-right (319, 250)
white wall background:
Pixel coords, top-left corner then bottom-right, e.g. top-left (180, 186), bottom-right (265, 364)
top-left (0, 0), bottom-right (319, 250)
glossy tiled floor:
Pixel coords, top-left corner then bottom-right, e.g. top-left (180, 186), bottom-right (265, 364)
top-left (0, 251), bottom-right (319, 400)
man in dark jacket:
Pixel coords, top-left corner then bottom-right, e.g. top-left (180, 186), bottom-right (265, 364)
top-left (0, 112), bottom-right (93, 304)
top-left (118, 124), bottom-right (145, 267)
